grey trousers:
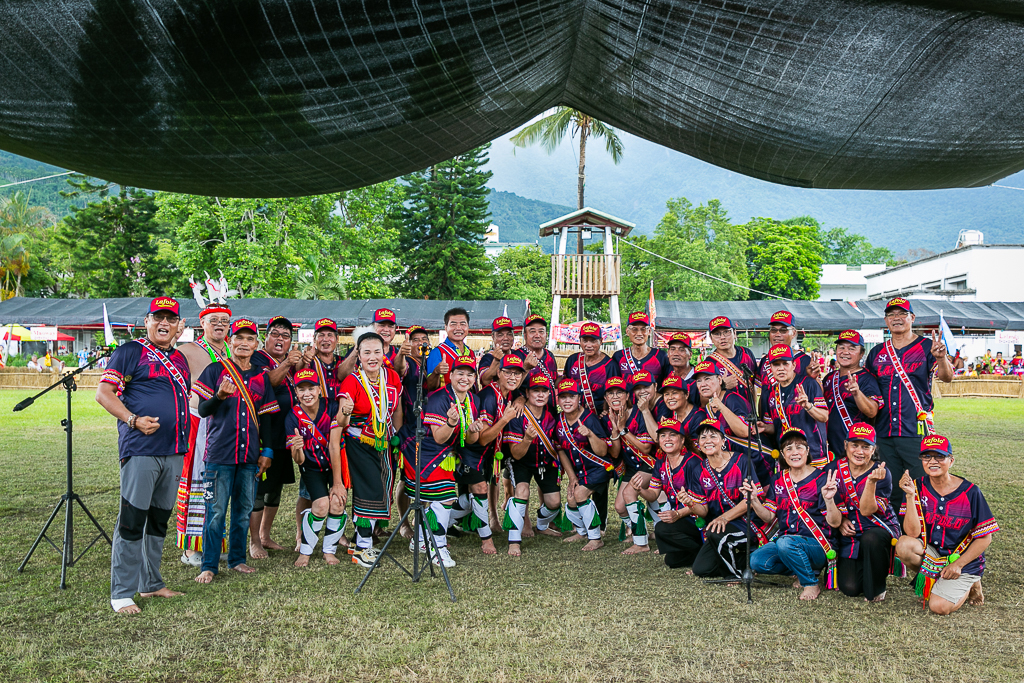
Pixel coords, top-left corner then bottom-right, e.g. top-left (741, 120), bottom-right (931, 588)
top-left (110, 454), bottom-right (184, 601)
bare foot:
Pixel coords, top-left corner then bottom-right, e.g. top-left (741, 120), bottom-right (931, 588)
top-left (139, 587), bottom-right (183, 599)
top-left (481, 538), bottom-right (497, 555)
top-left (195, 571), bottom-right (215, 584)
top-left (294, 554), bottom-right (311, 568)
top-left (870, 591), bottom-right (887, 603)
top-left (399, 523), bottom-right (413, 540)
top-left (621, 544), bottom-right (650, 555)
top-left (489, 516), bottom-right (502, 536)
top-left (535, 527), bottom-right (562, 538)
top-left (261, 537), bottom-right (284, 551)
top-left (799, 585), bottom-right (821, 601)
top-left (968, 581), bottom-right (984, 606)
top-left (323, 553), bottom-right (340, 566)
top-left (522, 525), bottom-right (536, 539)
top-left (562, 532), bottom-right (586, 544)
top-left (249, 543), bottom-right (268, 560)
top-left (792, 579), bottom-right (801, 588)
top-left (582, 539), bottom-right (604, 551)
top-left (231, 563), bottom-right (258, 574)
top-left (507, 542), bottom-right (521, 557)
top-left (338, 535), bottom-right (350, 549)
top-left (685, 570), bottom-right (694, 576)
top-left (115, 603), bottom-right (141, 614)
top-left (294, 542), bottom-right (301, 553)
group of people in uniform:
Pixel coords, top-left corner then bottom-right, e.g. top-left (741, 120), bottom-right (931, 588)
top-left (98, 295), bottom-right (997, 617)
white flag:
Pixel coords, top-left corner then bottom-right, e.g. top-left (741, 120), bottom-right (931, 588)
top-left (939, 310), bottom-right (957, 356)
top-left (103, 303), bottom-right (115, 346)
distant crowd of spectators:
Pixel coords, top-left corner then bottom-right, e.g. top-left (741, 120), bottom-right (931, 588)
top-left (961, 350), bottom-right (1023, 377)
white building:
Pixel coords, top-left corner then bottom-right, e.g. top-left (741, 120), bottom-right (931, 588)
top-left (865, 244), bottom-right (1024, 302)
top-left (817, 263), bottom-right (887, 301)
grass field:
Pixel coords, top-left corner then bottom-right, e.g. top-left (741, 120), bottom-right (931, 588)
top-left (1, 388), bottom-right (1022, 682)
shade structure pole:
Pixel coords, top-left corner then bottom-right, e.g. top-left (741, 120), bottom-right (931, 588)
top-left (549, 225), bottom-right (569, 351)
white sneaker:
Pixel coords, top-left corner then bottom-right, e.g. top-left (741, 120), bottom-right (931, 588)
top-left (431, 546), bottom-right (456, 568)
top-left (350, 547), bottom-right (381, 568)
top-left (180, 551), bottom-right (202, 568)
top-left (409, 539), bottom-right (427, 553)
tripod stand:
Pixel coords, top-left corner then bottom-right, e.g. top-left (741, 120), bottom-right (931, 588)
top-left (355, 343), bottom-right (456, 602)
top-left (703, 370), bottom-right (779, 603)
top-left (17, 349), bottom-right (114, 589)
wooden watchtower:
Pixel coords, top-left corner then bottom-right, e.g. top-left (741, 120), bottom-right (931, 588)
top-left (539, 207), bottom-right (635, 351)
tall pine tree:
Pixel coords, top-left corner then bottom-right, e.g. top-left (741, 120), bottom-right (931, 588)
top-left (399, 144), bottom-right (492, 300)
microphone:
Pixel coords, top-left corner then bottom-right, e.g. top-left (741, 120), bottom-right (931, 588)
top-left (13, 396), bottom-right (35, 412)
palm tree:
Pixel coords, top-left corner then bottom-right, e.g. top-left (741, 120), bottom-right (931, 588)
top-left (293, 252), bottom-right (348, 300)
top-left (0, 233), bottom-right (28, 300)
top-left (510, 107), bottom-right (624, 318)
top-left (0, 191), bottom-right (53, 299)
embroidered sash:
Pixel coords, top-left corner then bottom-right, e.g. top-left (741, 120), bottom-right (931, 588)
top-left (836, 459), bottom-right (898, 539)
top-left (523, 406), bottom-right (557, 462)
top-left (196, 337), bottom-right (228, 362)
top-left (437, 341), bottom-right (471, 387)
top-left (830, 371), bottom-right (855, 431)
top-left (711, 350), bottom-right (746, 382)
top-left (576, 357), bottom-right (597, 411)
top-left (135, 338), bottom-right (190, 399)
top-left (559, 414), bottom-right (614, 472)
top-left (624, 348), bottom-right (643, 376)
top-left (219, 359), bottom-right (259, 434)
top-left (884, 339), bottom-right (933, 434)
top-left (704, 459), bottom-right (770, 544)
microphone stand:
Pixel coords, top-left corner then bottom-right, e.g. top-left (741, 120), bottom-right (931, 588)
top-left (17, 347), bottom-right (115, 589)
top-left (356, 343), bottom-right (456, 601)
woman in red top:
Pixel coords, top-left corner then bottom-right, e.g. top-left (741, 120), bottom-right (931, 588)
top-left (337, 332), bottom-right (404, 568)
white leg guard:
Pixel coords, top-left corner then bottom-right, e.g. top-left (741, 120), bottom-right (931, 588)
top-left (627, 501), bottom-right (648, 545)
top-left (299, 510), bottom-right (325, 556)
top-left (450, 493), bottom-right (471, 523)
top-left (427, 501), bottom-right (451, 549)
top-left (354, 517), bottom-right (376, 549)
top-left (472, 494), bottom-right (492, 539)
top-left (579, 499), bottom-right (602, 540)
top-left (322, 513), bottom-right (347, 555)
top-left (505, 497), bottom-right (527, 543)
top-left (564, 504), bottom-right (585, 535)
top-left (536, 504), bottom-right (558, 531)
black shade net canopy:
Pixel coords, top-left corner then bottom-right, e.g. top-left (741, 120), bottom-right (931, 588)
top-left (3, 1), bottom-right (1024, 197)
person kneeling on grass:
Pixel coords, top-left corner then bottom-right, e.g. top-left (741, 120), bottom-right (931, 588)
top-left (895, 435), bottom-right (998, 615)
top-left (613, 371), bottom-right (664, 555)
top-left (822, 423), bottom-right (901, 602)
top-left (641, 417), bottom-right (705, 569)
top-left (744, 428), bottom-right (843, 600)
top-left (194, 319), bottom-right (279, 584)
top-left (287, 369), bottom-right (349, 568)
top-left (555, 378), bottom-right (613, 551)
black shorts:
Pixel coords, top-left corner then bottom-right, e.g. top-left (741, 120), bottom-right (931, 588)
top-left (455, 467), bottom-right (489, 487)
top-left (299, 466), bottom-right (334, 502)
top-left (509, 460), bottom-right (560, 495)
top-left (623, 461), bottom-right (655, 482)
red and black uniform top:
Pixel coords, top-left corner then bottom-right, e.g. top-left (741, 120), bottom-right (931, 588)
top-left (764, 378), bottom-right (830, 467)
top-left (502, 405), bottom-right (559, 471)
top-left (654, 401), bottom-right (707, 454)
top-left (821, 368), bottom-right (882, 458)
top-left (417, 386), bottom-right (478, 479)
top-left (865, 337), bottom-right (938, 437)
top-left (708, 345), bottom-right (759, 404)
top-left (251, 349), bottom-right (296, 451)
top-left (511, 347), bottom-right (559, 403)
top-left (611, 347), bottom-right (671, 386)
top-left (822, 459), bottom-right (900, 559)
top-left (761, 469), bottom-right (831, 540)
top-left (555, 408), bottom-right (611, 487)
top-left (650, 451), bottom-right (704, 511)
top-left (101, 339), bottom-right (192, 458)
top-left (563, 352), bottom-right (616, 414)
top-left (621, 403), bottom-right (657, 474)
top-left (899, 478), bottom-right (999, 576)
top-left (458, 383), bottom-right (510, 471)
top-left (284, 399), bottom-right (339, 472)
top-left (194, 361), bottom-right (280, 465)
top-left (687, 451), bottom-right (760, 533)
top-left (309, 354), bottom-right (344, 402)
top-left (756, 350), bottom-right (812, 390)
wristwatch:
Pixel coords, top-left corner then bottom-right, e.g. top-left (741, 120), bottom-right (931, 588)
top-left (619, 429), bottom-right (628, 438)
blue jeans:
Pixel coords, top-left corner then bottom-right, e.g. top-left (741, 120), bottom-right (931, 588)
top-left (202, 463), bottom-right (258, 573)
top-left (751, 534), bottom-right (827, 586)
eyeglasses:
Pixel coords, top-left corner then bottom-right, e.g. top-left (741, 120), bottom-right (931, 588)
top-left (885, 311), bottom-right (910, 319)
top-left (920, 453), bottom-right (950, 461)
top-left (150, 314), bottom-right (180, 323)
top-left (204, 316), bottom-right (231, 325)
top-left (267, 330), bottom-right (291, 339)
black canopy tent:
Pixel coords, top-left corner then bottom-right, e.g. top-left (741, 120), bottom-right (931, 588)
top-left (653, 300), bottom-right (1024, 333)
top-left (3, 1), bottom-right (1024, 196)
top-left (0, 297), bottom-right (529, 332)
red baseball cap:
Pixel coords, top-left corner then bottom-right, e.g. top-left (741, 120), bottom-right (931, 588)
top-left (628, 311), bottom-right (650, 326)
top-left (199, 303), bottom-right (231, 318)
top-left (697, 417), bottom-right (726, 436)
top-left (667, 332), bottom-right (692, 348)
top-left (661, 375), bottom-right (685, 391)
top-left (779, 427), bottom-right (807, 446)
top-left (885, 297), bottom-right (913, 314)
top-left (500, 354), bottom-right (526, 371)
top-left (629, 371), bottom-right (654, 389)
top-left (768, 344), bottom-right (794, 363)
top-left (604, 377), bottom-right (627, 392)
top-left (524, 314), bottom-right (547, 328)
top-left (294, 368), bottom-right (319, 386)
top-left (314, 318), bottom-right (337, 333)
top-left (657, 417), bottom-right (683, 434)
top-left (528, 374), bottom-right (552, 390)
top-left (267, 315), bottom-right (293, 330)
top-left (692, 359), bottom-right (721, 376)
top-left (579, 322), bottom-right (601, 339)
top-left (373, 308), bottom-right (397, 324)
top-left (847, 423), bottom-right (876, 445)
top-left (149, 297), bottom-right (180, 316)
top-left (770, 310), bottom-right (794, 327)
top-left (709, 316), bottom-right (733, 332)
top-left (836, 330), bottom-right (865, 347)
top-left (230, 318), bottom-right (259, 336)
top-left (450, 356), bottom-right (477, 374)
top-left (557, 378), bottom-right (580, 395)
top-left (921, 434), bottom-right (953, 457)
top-left (492, 316), bottom-right (514, 332)
top-left (406, 325), bottom-right (428, 337)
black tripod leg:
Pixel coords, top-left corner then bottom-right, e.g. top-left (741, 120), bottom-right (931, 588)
top-left (355, 504), bottom-right (417, 594)
top-left (18, 497), bottom-right (66, 573)
top-left (61, 493), bottom-right (74, 589)
top-left (73, 495), bottom-right (112, 544)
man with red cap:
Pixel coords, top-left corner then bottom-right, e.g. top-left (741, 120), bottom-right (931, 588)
top-left (450, 354), bottom-right (527, 555)
top-left (665, 332), bottom-right (695, 382)
top-left (338, 307), bottom-right (409, 379)
top-left (98, 297), bottom-right (192, 614)
top-left (611, 312), bottom-right (671, 386)
top-left (706, 315), bottom-right (759, 405)
top-left (822, 331), bottom-right (882, 460)
top-left (554, 378), bottom-right (612, 551)
top-left (511, 314), bottom-right (560, 409)
top-left (895, 435), bottom-right (998, 615)
top-left (175, 302), bottom-right (232, 566)
top-left (759, 344), bottom-right (830, 468)
top-left (298, 318), bottom-right (346, 401)
top-left (478, 316), bottom-right (517, 387)
top-left (193, 318), bottom-right (280, 585)
top-left (865, 297), bottom-right (954, 512)
top-left (502, 374), bottom-right (562, 555)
